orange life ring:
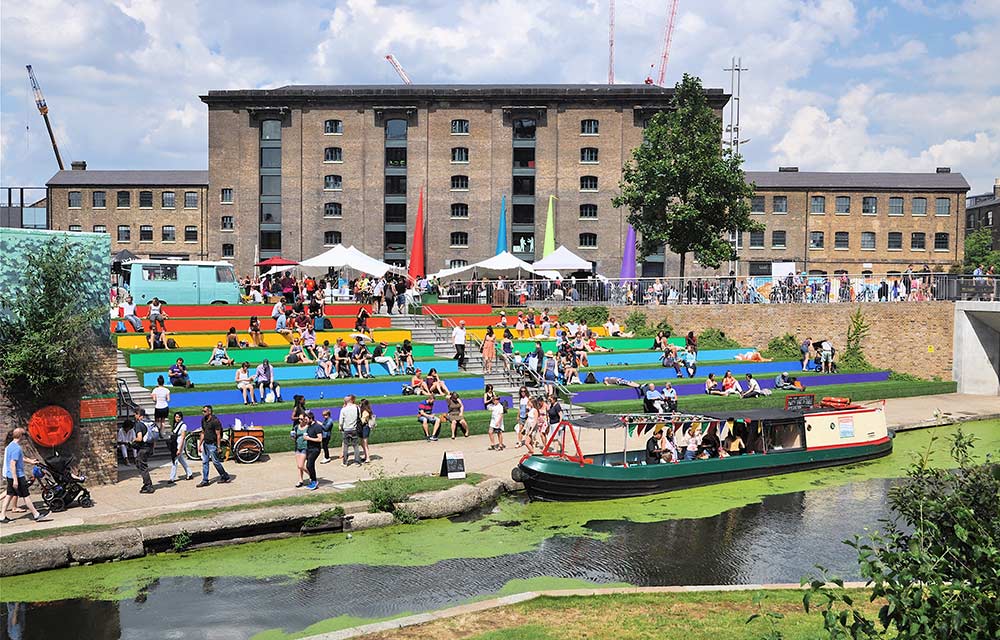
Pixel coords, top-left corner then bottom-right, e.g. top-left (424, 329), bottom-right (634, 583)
top-left (28, 405), bottom-right (74, 448)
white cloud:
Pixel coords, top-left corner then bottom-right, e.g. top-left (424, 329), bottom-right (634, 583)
top-left (830, 39), bottom-right (927, 68)
top-left (894, 0), bottom-right (961, 17)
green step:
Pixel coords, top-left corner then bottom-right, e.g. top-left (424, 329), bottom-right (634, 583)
top-left (127, 343), bottom-right (437, 368)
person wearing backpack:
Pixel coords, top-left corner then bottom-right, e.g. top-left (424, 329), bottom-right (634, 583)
top-left (339, 395), bottom-right (362, 466)
top-left (132, 408), bottom-right (157, 494)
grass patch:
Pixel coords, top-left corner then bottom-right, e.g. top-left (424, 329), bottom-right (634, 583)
top-left (0, 473), bottom-right (484, 545)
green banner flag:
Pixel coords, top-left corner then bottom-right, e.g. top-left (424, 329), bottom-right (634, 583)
top-left (542, 195), bottom-right (556, 257)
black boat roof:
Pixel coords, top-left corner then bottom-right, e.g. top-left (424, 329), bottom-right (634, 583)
top-left (702, 408), bottom-right (805, 422)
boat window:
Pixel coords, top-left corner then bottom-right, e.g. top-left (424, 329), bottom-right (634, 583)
top-left (765, 420), bottom-right (805, 451)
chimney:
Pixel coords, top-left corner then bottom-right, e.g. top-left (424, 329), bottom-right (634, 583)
top-left (71, 160), bottom-right (87, 171)
top-left (778, 166), bottom-right (798, 172)
top-left (994, 178), bottom-right (999, 199)
top-left (935, 167), bottom-right (950, 173)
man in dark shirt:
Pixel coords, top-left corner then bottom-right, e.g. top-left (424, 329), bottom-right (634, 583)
top-left (303, 411), bottom-right (323, 490)
top-left (645, 428), bottom-right (666, 465)
top-left (132, 408), bottom-right (156, 493)
top-left (197, 405), bottom-right (232, 487)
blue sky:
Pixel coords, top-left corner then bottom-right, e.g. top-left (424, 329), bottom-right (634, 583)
top-left (1, 0), bottom-right (998, 194)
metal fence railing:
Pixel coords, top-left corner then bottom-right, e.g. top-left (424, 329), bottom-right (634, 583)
top-left (434, 274), bottom-right (999, 307)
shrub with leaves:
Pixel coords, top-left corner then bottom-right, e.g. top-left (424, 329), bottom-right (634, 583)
top-left (359, 468), bottom-right (411, 513)
top-left (698, 328), bottom-right (741, 350)
top-left (562, 306), bottom-right (609, 327)
top-left (652, 318), bottom-right (674, 336)
top-left (762, 334), bottom-right (803, 361)
top-left (803, 429), bottom-right (999, 639)
top-left (839, 308), bottom-right (872, 370)
top-left (623, 310), bottom-right (648, 335)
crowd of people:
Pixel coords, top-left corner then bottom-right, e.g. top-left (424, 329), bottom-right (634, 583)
top-left (644, 418), bottom-right (751, 465)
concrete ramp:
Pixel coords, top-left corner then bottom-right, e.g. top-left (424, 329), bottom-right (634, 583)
top-left (953, 301), bottom-right (1000, 395)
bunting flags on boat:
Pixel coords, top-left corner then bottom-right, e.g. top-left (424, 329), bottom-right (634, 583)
top-left (616, 415), bottom-right (751, 439)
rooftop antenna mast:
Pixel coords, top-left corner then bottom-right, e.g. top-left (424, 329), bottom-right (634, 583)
top-left (723, 56), bottom-right (749, 156)
top-left (26, 65), bottom-right (64, 170)
top-left (608, 0), bottom-right (615, 84)
top-left (385, 54), bottom-right (413, 85)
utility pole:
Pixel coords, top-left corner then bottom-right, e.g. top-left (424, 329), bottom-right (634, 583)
top-left (723, 57), bottom-right (749, 157)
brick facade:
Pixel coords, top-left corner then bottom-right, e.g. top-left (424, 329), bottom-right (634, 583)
top-left (626, 301), bottom-right (955, 380)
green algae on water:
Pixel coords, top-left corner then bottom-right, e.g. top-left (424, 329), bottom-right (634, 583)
top-left (3, 420), bottom-right (997, 604)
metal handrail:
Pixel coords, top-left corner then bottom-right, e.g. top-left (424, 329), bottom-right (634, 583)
top-left (116, 378), bottom-right (139, 420)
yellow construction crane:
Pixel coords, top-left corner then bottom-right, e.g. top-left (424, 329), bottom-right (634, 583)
top-left (26, 64), bottom-right (64, 171)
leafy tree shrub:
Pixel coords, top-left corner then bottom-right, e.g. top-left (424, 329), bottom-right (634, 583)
top-left (652, 318), bottom-right (674, 336)
top-left (623, 310), bottom-right (649, 335)
top-left (697, 328), bottom-right (741, 350)
top-left (804, 430), bottom-right (999, 639)
top-left (839, 308), bottom-right (872, 370)
top-left (392, 506), bottom-right (419, 524)
top-left (762, 334), bottom-right (802, 361)
top-left (171, 531), bottom-right (192, 552)
top-left (561, 306), bottom-right (609, 326)
top-left (360, 468), bottom-right (410, 513)
top-left (302, 506), bottom-right (346, 529)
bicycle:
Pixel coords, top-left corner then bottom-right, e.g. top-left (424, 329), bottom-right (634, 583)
top-left (185, 426), bottom-right (264, 463)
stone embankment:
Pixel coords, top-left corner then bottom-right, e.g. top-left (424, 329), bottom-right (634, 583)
top-left (0, 477), bottom-right (518, 577)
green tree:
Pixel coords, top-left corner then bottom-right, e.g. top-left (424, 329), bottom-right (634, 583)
top-left (962, 227), bottom-right (1000, 272)
top-left (0, 240), bottom-right (107, 400)
top-left (613, 73), bottom-right (762, 278)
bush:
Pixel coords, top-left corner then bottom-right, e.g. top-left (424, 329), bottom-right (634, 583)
top-left (392, 506), bottom-right (420, 524)
top-left (359, 468), bottom-right (411, 513)
top-left (651, 318), bottom-right (674, 336)
top-left (839, 307), bottom-right (872, 370)
top-left (302, 506), bottom-right (346, 529)
top-left (887, 370), bottom-right (924, 382)
top-left (762, 334), bottom-right (802, 361)
top-left (171, 531), bottom-right (192, 552)
top-left (623, 310), bottom-right (649, 335)
top-left (698, 328), bottom-right (741, 350)
top-left (561, 306), bottom-right (609, 326)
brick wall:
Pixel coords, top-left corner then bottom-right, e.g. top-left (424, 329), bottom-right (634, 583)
top-left (619, 301), bottom-right (956, 379)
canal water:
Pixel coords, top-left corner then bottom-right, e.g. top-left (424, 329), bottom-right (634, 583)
top-left (1, 478), bottom-right (895, 640)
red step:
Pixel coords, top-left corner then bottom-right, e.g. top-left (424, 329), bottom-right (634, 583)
top-left (437, 314), bottom-right (556, 327)
top-left (422, 304), bottom-right (493, 316)
top-left (144, 303), bottom-right (373, 318)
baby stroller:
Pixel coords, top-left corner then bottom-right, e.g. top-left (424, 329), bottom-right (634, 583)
top-left (32, 452), bottom-right (92, 512)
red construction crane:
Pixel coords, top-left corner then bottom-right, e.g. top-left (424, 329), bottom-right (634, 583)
top-left (608, 0), bottom-right (615, 84)
top-left (645, 0), bottom-right (679, 86)
top-left (26, 65), bottom-right (64, 170)
top-left (385, 54), bottom-right (413, 85)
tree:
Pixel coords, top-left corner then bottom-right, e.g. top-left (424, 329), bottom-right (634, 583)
top-left (613, 73), bottom-right (762, 278)
top-left (0, 240), bottom-right (107, 400)
top-left (962, 227), bottom-right (1000, 272)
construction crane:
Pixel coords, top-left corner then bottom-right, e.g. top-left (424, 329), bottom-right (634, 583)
top-left (385, 55), bottom-right (413, 85)
top-left (608, 0), bottom-right (615, 84)
top-left (26, 65), bottom-right (64, 171)
top-left (644, 0), bottom-right (679, 86)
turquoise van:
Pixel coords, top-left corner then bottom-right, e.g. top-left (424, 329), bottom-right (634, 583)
top-left (123, 260), bottom-right (240, 305)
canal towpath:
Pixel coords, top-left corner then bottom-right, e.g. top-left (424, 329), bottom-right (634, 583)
top-left (1, 392), bottom-right (997, 538)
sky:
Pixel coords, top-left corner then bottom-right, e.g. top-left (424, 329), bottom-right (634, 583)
top-left (1, 0), bottom-right (998, 195)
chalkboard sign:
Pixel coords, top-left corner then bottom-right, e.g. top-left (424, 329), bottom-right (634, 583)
top-left (785, 394), bottom-right (816, 411)
top-left (440, 451), bottom-right (466, 479)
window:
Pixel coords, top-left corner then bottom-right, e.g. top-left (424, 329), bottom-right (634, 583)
top-left (260, 230), bottom-right (282, 251)
top-left (261, 120), bottom-right (282, 140)
top-left (986, 210), bottom-right (994, 227)
top-left (324, 119), bottom-right (343, 135)
top-left (68, 191), bottom-right (81, 208)
top-left (260, 203), bottom-right (281, 224)
top-left (324, 147), bottom-right (343, 163)
top-left (324, 202), bottom-right (342, 218)
top-left (451, 175), bottom-right (469, 190)
top-left (222, 243), bottom-right (234, 258)
top-left (579, 232), bottom-right (598, 248)
top-left (750, 196), bottom-right (765, 213)
top-left (162, 191), bottom-right (176, 208)
top-left (117, 191), bottom-right (130, 207)
top-left (449, 259), bottom-right (468, 268)
top-left (451, 203), bottom-right (469, 219)
top-left (184, 226), bottom-right (198, 242)
top-left (260, 175), bottom-right (281, 196)
top-left (260, 148), bottom-right (282, 168)
top-left (934, 232), bottom-right (950, 250)
top-left (513, 176), bottom-right (535, 196)
top-left (385, 203), bottom-right (406, 224)
top-left (912, 197), bottom-right (927, 215)
top-left (967, 211), bottom-right (976, 229)
top-left (809, 231), bottom-right (825, 249)
top-left (451, 147), bottom-right (469, 163)
top-left (385, 147), bottom-right (407, 168)
top-left (324, 231), bottom-right (342, 246)
top-left (451, 119), bottom-right (470, 135)
top-left (162, 225), bottom-right (176, 242)
top-left (68, 225), bottom-right (82, 232)
top-left (834, 231), bottom-right (849, 249)
top-left (729, 231), bottom-right (743, 250)
top-left (749, 230), bottom-right (765, 248)
top-left (888, 197), bottom-right (903, 215)
top-left (579, 204), bottom-right (597, 219)
top-left (450, 232), bottom-right (469, 247)
top-left (93, 225), bottom-right (106, 233)
top-left (93, 191), bottom-right (106, 208)
top-left (184, 191), bottom-right (198, 208)
top-left (861, 231), bottom-right (876, 250)
top-left (512, 205), bottom-right (534, 224)
top-left (581, 119), bottom-right (599, 135)
top-left (385, 119), bottom-right (408, 140)
top-left (771, 230), bottom-right (786, 248)
top-left (324, 175), bottom-right (342, 191)
top-left (911, 232), bottom-right (926, 250)
top-left (935, 197), bottom-right (951, 215)
top-left (580, 147), bottom-right (599, 163)
top-left (512, 232), bottom-right (535, 253)
top-left (580, 175), bottom-right (598, 191)
top-left (117, 225), bottom-right (130, 242)
top-left (773, 195), bottom-right (788, 213)
top-left (221, 215), bottom-right (234, 230)
top-left (888, 231), bottom-right (902, 250)
top-left (862, 196), bottom-right (877, 215)
top-left (220, 188), bottom-right (233, 204)
top-left (810, 196), bottom-right (826, 213)
top-left (215, 266), bottom-right (235, 283)
top-left (385, 175), bottom-right (407, 195)
top-left (140, 225), bottom-right (153, 241)
top-left (139, 191), bottom-right (153, 208)
top-left (384, 231), bottom-right (406, 252)
top-left (835, 196), bottom-right (851, 214)
top-left (513, 118), bottom-right (536, 140)
top-left (141, 264), bottom-right (178, 281)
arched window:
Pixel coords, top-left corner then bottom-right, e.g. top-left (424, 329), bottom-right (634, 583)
top-left (451, 147), bottom-right (469, 163)
top-left (580, 148), bottom-right (599, 163)
top-left (581, 119), bottom-right (599, 135)
top-left (324, 202), bottom-right (342, 218)
top-left (324, 147), bottom-right (343, 162)
top-left (579, 204), bottom-right (597, 219)
top-left (324, 119), bottom-right (343, 134)
top-left (451, 175), bottom-right (469, 190)
top-left (451, 203), bottom-right (469, 218)
top-left (451, 119), bottom-right (470, 134)
top-left (449, 259), bottom-right (468, 268)
top-left (324, 175), bottom-right (342, 190)
top-left (450, 232), bottom-right (469, 247)
top-left (324, 231), bottom-right (342, 246)
top-left (579, 232), bottom-right (597, 248)
top-left (580, 176), bottom-right (598, 191)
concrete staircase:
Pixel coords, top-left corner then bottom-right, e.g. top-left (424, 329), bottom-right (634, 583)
top-left (116, 350), bottom-right (154, 416)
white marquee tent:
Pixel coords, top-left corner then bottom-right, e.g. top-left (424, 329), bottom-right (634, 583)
top-left (431, 250), bottom-right (545, 282)
top-left (298, 244), bottom-right (404, 278)
top-left (530, 245), bottom-right (593, 273)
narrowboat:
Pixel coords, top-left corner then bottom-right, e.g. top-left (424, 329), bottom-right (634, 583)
top-left (511, 402), bottom-right (891, 501)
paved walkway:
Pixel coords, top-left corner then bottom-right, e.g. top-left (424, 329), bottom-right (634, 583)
top-left (1, 393), bottom-right (997, 537)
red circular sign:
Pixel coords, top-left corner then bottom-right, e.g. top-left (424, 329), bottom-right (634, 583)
top-left (28, 405), bottom-right (74, 448)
